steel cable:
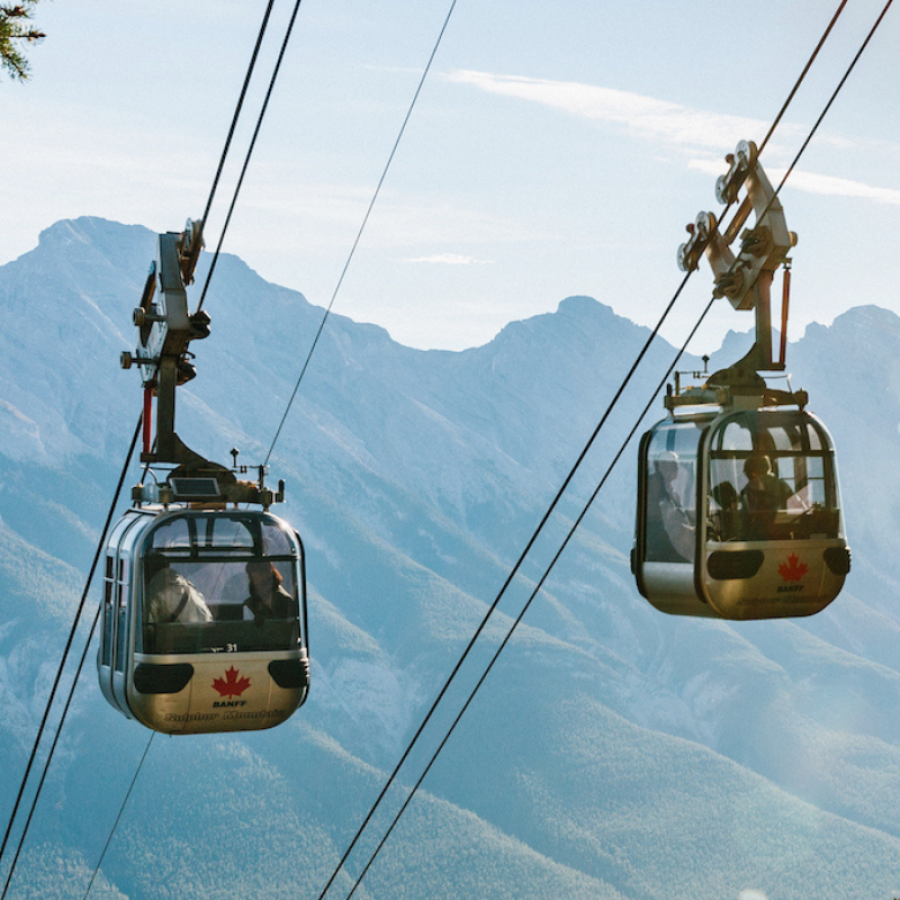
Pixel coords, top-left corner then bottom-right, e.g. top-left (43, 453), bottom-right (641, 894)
top-left (200, 0), bottom-right (279, 230)
top-left (80, 734), bottom-right (156, 900)
top-left (0, 415), bottom-right (142, 899)
top-left (314, 271), bottom-right (693, 900)
top-left (196, 0), bottom-right (306, 313)
top-left (341, 292), bottom-right (717, 900)
top-left (265, 0), bottom-right (460, 463)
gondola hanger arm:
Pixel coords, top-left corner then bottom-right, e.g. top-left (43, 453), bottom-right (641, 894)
top-left (676, 140), bottom-right (799, 390)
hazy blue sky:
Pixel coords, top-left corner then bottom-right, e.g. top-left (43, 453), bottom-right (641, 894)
top-left (3, 0), bottom-right (898, 351)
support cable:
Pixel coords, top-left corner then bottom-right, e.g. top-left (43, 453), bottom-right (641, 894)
top-left (314, 270), bottom-right (693, 900)
top-left (316, 1), bottom-right (890, 893)
top-left (757, 0), bottom-right (849, 157)
top-left (772, 0), bottom-right (892, 193)
top-left (743, 0), bottom-right (893, 250)
top-left (4, 600), bottom-right (119, 900)
top-left (196, 0), bottom-right (306, 313)
top-left (200, 0), bottom-right (279, 229)
top-left (265, 0), bottom-right (459, 464)
top-left (340, 293), bottom-right (716, 900)
top-left (80, 734), bottom-right (156, 900)
top-left (0, 415), bottom-right (142, 897)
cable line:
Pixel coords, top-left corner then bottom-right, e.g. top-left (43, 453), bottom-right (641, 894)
top-left (5, 597), bottom-right (113, 900)
top-left (200, 0), bottom-right (279, 229)
top-left (316, 2), bottom-right (892, 893)
top-left (0, 416), bottom-right (142, 898)
top-left (314, 270), bottom-right (694, 900)
top-left (773, 0), bottom-right (892, 192)
top-left (735, 0), bottom-right (893, 253)
top-left (341, 293), bottom-right (717, 900)
top-left (81, 734), bottom-right (156, 900)
top-left (757, 0), bottom-right (848, 157)
top-left (196, 0), bottom-right (306, 312)
top-left (265, 0), bottom-right (460, 464)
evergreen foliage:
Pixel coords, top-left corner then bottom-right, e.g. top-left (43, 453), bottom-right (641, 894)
top-left (0, 2), bottom-right (45, 81)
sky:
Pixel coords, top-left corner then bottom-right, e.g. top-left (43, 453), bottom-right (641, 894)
top-left (2, 0), bottom-right (898, 353)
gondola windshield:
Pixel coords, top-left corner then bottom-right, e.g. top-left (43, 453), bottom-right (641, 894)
top-left (140, 513), bottom-right (302, 656)
top-left (707, 411), bottom-right (842, 544)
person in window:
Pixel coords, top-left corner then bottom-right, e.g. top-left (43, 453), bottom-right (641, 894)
top-left (146, 563), bottom-right (213, 624)
top-left (709, 479), bottom-right (739, 541)
top-left (242, 561), bottom-right (295, 623)
top-left (646, 451), bottom-right (695, 562)
top-left (740, 454), bottom-right (792, 540)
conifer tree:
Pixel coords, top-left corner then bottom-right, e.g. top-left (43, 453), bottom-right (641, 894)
top-left (1, 2), bottom-right (45, 81)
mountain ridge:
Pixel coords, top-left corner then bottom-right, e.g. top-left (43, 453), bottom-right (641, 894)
top-left (2, 217), bottom-right (900, 899)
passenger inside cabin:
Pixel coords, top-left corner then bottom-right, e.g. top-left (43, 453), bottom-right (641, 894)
top-left (214, 561), bottom-right (294, 623)
top-left (709, 479), bottom-right (739, 541)
top-left (146, 562), bottom-right (213, 624)
top-left (740, 454), bottom-right (792, 540)
top-left (243, 561), bottom-right (295, 623)
top-left (646, 451), bottom-right (695, 562)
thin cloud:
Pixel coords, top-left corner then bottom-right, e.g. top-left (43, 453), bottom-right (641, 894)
top-left (776, 168), bottom-right (900, 205)
top-left (448, 69), bottom-right (897, 204)
top-left (445, 69), bottom-right (767, 154)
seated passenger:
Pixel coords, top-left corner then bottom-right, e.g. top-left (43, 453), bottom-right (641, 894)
top-left (146, 564), bottom-right (213, 624)
top-left (740, 455), bottom-right (792, 540)
top-left (215, 562), bottom-right (295, 623)
top-left (646, 451), bottom-right (694, 562)
top-left (244, 561), bottom-right (295, 623)
top-left (709, 480), bottom-right (739, 541)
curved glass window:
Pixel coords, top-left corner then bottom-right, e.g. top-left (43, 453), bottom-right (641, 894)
top-left (643, 419), bottom-right (707, 562)
top-left (138, 512), bottom-right (302, 655)
top-left (707, 410), bottom-right (841, 542)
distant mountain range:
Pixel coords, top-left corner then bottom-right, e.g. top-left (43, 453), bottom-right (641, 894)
top-left (2, 217), bottom-right (900, 899)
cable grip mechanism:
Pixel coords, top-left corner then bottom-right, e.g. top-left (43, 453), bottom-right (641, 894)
top-left (672, 140), bottom-right (804, 404)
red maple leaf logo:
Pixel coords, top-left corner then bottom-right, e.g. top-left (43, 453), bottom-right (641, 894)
top-left (778, 553), bottom-right (809, 583)
top-left (213, 666), bottom-right (251, 698)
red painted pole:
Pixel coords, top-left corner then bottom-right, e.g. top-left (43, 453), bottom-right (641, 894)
top-left (143, 388), bottom-right (152, 455)
top-left (779, 265), bottom-right (791, 367)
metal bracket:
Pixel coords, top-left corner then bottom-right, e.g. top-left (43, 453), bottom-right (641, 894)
top-left (705, 140), bottom-right (797, 313)
top-left (123, 219), bottom-right (209, 465)
top-left (123, 219), bottom-right (287, 509)
top-left (677, 140), bottom-right (798, 385)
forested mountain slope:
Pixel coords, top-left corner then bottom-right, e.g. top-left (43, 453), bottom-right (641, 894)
top-left (1, 217), bottom-right (899, 899)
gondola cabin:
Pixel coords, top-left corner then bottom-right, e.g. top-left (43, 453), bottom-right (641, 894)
top-left (98, 507), bottom-right (309, 734)
top-left (634, 138), bottom-right (853, 620)
top-left (633, 403), bottom-right (850, 619)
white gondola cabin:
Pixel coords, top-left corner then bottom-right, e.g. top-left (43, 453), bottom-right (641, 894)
top-left (631, 140), bottom-right (853, 619)
top-left (633, 404), bottom-right (849, 619)
top-left (98, 507), bottom-right (309, 734)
